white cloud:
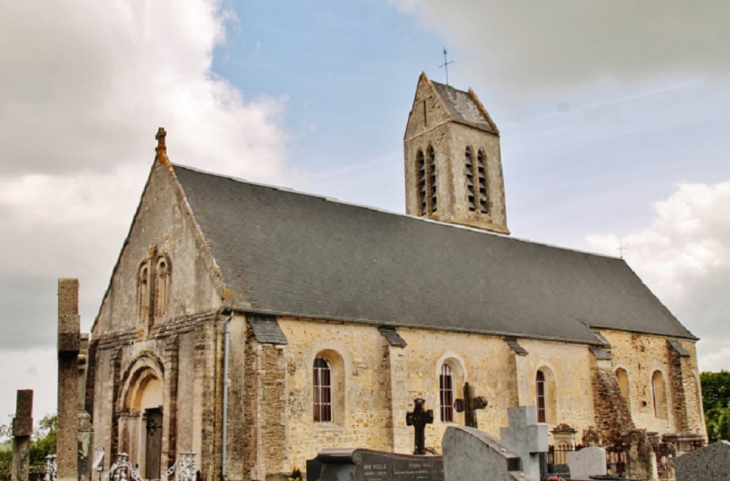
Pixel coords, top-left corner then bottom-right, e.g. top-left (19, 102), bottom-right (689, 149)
top-left (390, 0), bottom-right (730, 95)
top-left (0, 349), bottom-right (57, 431)
top-left (0, 0), bottom-right (291, 349)
top-left (587, 181), bottom-right (730, 371)
top-left (0, 0), bottom-right (287, 180)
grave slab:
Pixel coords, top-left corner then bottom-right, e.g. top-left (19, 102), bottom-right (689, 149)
top-left (309, 448), bottom-right (443, 481)
top-left (674, 440), bottom-right (730, 481)
top-left (568, 446), bottom-right (607, 480)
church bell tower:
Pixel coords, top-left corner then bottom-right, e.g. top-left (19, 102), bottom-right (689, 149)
top-left (403, 72), bottom-right (509, 234)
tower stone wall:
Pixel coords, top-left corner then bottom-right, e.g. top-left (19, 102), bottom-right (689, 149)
top-left (404, 73), bottom-right (508, 234)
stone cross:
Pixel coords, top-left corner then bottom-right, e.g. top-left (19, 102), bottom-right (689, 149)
top-left (499, 406), bottom-right (548, 480)
top-left (57, 279), bottom-right (81, 481)
top-left (406, 398), bottom-right (434, 455)
top-left (454, 382), bottom-right (487, 428)
top-left (156, 127), bottom-right (167, 153)
top-left (11, 390), bottom-right (33, 481)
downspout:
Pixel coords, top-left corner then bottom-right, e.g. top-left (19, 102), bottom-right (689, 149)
top-left (222, 312), bottom-right (233, 481)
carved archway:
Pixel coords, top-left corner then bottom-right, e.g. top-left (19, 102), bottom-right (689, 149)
top-left (118, 355), bottom-right (165, 478)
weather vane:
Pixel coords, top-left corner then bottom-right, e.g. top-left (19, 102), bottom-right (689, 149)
top-left (439, 47), bottom-right (453, 85)
top-left (618, 241), bottom-right (627, 259)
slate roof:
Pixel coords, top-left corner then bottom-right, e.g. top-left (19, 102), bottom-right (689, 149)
top-left (173, 164), bottom-right (696, 344)
top-left (430, 81), bottom-right (498, 134)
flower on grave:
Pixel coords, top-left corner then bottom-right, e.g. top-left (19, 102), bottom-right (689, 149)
top-left (547, 477), bottom-right (566, 481)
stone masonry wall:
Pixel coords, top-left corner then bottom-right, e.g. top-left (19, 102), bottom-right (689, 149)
top-left (277, 319), bottom-right (394, 475)
top-left (668, 346), bottom-right (689, 433)
top-left (514, 338), bottom-right (596, 432)
top-left (669, 341), bottom-right (706, 435)
top-left (596, 330), bottom-right (705, 437)
top-left (591, 360), bottom-right (634, 444)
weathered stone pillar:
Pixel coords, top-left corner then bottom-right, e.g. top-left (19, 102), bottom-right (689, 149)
top-left (78, 334), bottom-right (93, 481)
top-left (58, 278), bottom-right (81, 481)
top-left (387, 344), bottom-right (409, 454)
top-left (11, 390), bottom-right (33, 481)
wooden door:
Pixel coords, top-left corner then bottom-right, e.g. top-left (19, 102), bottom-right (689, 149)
top-left (145, 408), bottom-right (163, 480)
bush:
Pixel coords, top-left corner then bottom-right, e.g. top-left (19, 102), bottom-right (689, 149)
top-left (0, 460), bottom-right (10, 481)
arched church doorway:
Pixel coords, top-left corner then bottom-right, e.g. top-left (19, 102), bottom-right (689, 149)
top-left (120, 358), bottom-right (165, 480)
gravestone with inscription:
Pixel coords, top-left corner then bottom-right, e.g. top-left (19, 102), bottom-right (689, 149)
top-left (307, 449), bottom-right (444, 481)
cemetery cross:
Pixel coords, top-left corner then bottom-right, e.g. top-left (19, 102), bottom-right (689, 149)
top-left (406, 398), bottom-right (434, 455)
top-left (454, 382), bottom-right (487, 428)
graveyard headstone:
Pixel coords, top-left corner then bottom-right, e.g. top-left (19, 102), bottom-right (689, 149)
top-left (568, 447), bottom-right (607, 480)
top-left (499, 406), bottom-right (548, 480)
top-left (625, 429), bottom-right (657, 481)
top-left (406, 398), bottom-right (434, 455)
top-left (674, 440), bottom-right (730, 481)
top-left (308, 449), bottom-right (444, 481)
top-left (453, 383), bottom-right (487, 429)
top-left (442, 426), bottom-right (529, 481)
top-left (582, 426), bottom-right (602, 447)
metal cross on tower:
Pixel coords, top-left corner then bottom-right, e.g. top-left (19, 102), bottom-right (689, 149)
top-left (440, 47), bottom-right (454, 85)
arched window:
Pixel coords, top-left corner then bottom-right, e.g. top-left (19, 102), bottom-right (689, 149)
top-left (535, 367), bottom-right (557, 424)
top-left (416, 150), bottom-right (427, 215)
top-left (465, 147), bottom-right (476, 212)
top-left (652, 370), bottom-right (668, 419)
top-left (313, 357), bottom-right (332, 422)
top-left (428, 146), bottom-right (437, 212)
top-left (137, 262), bottom-right (150, 322)
top-left (476, 149), bottom-right (488, 213)
top-left (154, 256), bottom-right (170, 318)
top-left (616, 368), bottom-right (630, 401)
top-left (536, 370), bottom-right (547, 423)
top-left (440, 364), bottom-right (455, 422)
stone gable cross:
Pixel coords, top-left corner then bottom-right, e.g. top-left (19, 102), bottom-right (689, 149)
top-left (406, 398), bottom-right (434, 455)
top-left (454, 382), bottom-right (487, 428)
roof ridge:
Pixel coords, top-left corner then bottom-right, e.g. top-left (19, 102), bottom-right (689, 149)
top-left (171, 162), bottom-right (622, 261)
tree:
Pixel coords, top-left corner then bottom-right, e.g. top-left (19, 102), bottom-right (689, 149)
top-left (702, 371), bottom-right (730, 442)
top-left (30, 414), bottom-right (57, 467)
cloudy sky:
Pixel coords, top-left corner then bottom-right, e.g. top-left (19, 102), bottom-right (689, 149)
top-left (2, 0), bottom-right (730, 424)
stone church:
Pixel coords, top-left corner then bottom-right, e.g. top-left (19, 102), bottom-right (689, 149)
top-left (82, 73), bottom-right (706, 481)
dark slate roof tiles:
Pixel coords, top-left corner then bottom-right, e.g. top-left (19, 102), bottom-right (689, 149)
top-left (430, 81), bottom-right (497, 134)
top-left (173, 164), bottom-right (696, 344)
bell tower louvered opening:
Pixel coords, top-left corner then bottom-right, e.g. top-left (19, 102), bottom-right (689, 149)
top-left (416, 147), bottom-right (438, 216)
